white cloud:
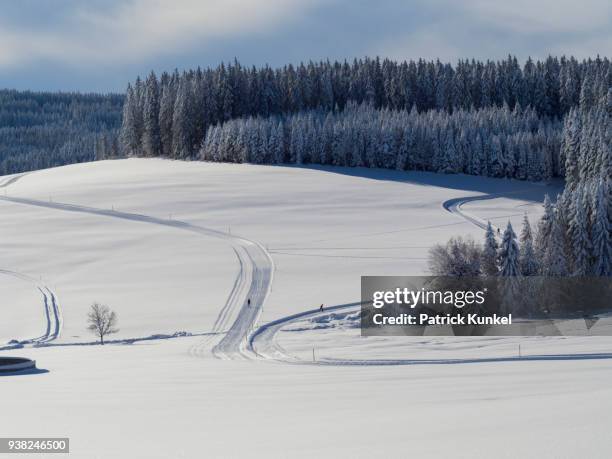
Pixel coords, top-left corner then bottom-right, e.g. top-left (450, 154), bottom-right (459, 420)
top-left (0, 0), bottom-right (319, 68)
top-left (458, 0), bottom-right (611, 34)
top-left (0, 0), bottom-right (609, 73)
top-left (371, 0), bottom-right (612, 62)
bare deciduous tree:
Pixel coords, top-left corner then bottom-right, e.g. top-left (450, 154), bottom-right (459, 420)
top-left (428, 236), bottom-right (482, 277)
top-left (87, 303), bottom-right (119, 345)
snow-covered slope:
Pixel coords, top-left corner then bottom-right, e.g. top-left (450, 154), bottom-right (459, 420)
top-left (1, 159), bottom-right (609, 459)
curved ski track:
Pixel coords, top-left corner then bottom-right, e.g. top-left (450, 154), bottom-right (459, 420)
top-left (0, 173), bottom-right (63, 350)
top-left (0, 184), bottom-right (274, 359)
top-left (0, 269), bottom-right (62, 350)
top-left (248, 190), bottom-right (608, 366)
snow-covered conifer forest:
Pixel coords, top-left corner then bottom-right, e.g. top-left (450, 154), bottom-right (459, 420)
top-left (0, 90), bottom-right (123, 175)
top-left (120, 56), bottom-right (609, 179)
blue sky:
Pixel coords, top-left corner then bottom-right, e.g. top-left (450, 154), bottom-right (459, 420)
top-left (0, 0), bottom-right (610, 93)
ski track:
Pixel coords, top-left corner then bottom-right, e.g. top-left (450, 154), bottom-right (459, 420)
top-left (248, 189), bottom-right (609, 366)
top-left (249, 300), bottom-right (612, 366)
top-left (0, 183), bottom-right (274, 359)
top-left (442, 188), bottom-right (550, 234)
top-left (443, 194), bottom-right (497, 231)
top-left (0, 270), bottom-right (62, 350)
top-left (0, 173), bottom-right (64, 350)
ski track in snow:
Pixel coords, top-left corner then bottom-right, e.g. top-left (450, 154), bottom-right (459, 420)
top-left (0, 173), bottom-right (64, 350)
top-left (248, 189), bottom-right (612, 366)
top-left (443, 194), bottom-right (499, 231)
top-left (0, 270), bottom-right (62, 351)
top-left (248, 190), bottom-right (508, 365)
top-left (249, 300), bottom-right (612, 366)
top-left (0, 173), bottom-right (274, 359)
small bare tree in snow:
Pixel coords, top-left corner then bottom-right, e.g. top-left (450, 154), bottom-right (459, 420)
top-left (87, 303), bottom-right (119, 345)
top-left (428, 236), bottom-right (482, 277)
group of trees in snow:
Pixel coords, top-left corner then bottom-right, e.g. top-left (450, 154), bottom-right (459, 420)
top-left (432, 85), bottom-right (610, 280)
top-left (120, 55), bottom-right (610, 161)
top-left (433, 174), bottom-right (610, 282)
top-left (561, 93), bottom-right (611, 186)
top-left (536, 91), bottom-right (611, 277)
top-left (430, 191), bottom-right (609, 315)
top-left (0, 90), bottom-right (123, 175)
top-left (200, 102), bottom-right (562, 180)
top-left (481, 193), bottom-right (609, 280)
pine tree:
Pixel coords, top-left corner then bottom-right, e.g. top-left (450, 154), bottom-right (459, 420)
top-left (488, 135), bottom-right (504, 178)
top-left (568, 185), bottom-right (592, 275)
top-left (519, 215), bottom-right (538, 275)
top-left (120, 84), bottom-right (140, 155)
top-left (481, 221), bottom-right (499, 276)
top-left (499, 221), bottom-right (520, 276)
top-left (172, 78), bottom-right (193, 159)
top-left (541, 209), bottom-right (569, 276)
top-left (439, 129), bottom-right (457, 174)
top-left (142, 72), bottom-right (161, 157)
top-left (159, 76), bottom-right (176, 157)
top-left (591, 179), bottom-right (611, 276)
top-left (562, 108), bottom-right (581, 190)
top-left (289, 120), bottom-right (304, 164)
top-left (579, 70), bottom-right (594, 111)
top-left (268, 121), bottom-right (282, 164)
top-left (535, 194), bottom-right (554, 264)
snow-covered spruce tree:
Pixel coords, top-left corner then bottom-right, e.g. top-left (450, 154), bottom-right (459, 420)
top-left (395, 129), bottom-right (410, 170)
top-left (519, 215), bottom-right (539, 276)
top-left (498, 221), bottom-right (520, 277)
top-left (120, 83), bottom-right (141, 156)
top-left (142, 72), bottom-right (161, 157)
top-left (488, 135), bottom-right (505, 178)
top-left (481, 222), bottom-right (499, 276)
top-left (541, 208), bottom-right (569, 277)
top-left (159, 73), bottom-right (177, 157)
top-left (132, 77), bottom-right (145, 146)
top-left (439, 129), bottom-right (457, 174)
top-left (267, 121), bottom-right (280, 164)
top-left (498, 221), bottom-right (521, 314)
top-left (172, 78), bottom-right (194, 159)
top-left (289, 119), bottom-right (304, 164)
top-left (568, 184), bottom-right (592, 275)
top-left (562, 108), bottom-right (581, 191)
top-left (591, 178), bottom-right (611, 276)
top-left (535, 195), bottom-right (554, 265)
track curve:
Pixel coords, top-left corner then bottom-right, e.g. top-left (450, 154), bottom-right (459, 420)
top-left (0, 190), bottom-right (274, 359)
top-left (0, 270), bottom-right (62, 350)
top-left (0, 173), bottom-right (64, 350)
top-left (247, 189), bottom-right (576, 366)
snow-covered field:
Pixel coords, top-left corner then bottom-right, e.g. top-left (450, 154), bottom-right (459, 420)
top-left (1, 159), bottom-right (610, 458)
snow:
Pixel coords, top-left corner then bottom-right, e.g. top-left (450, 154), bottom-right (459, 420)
top-left (1, 159), bottom-right (610, 458)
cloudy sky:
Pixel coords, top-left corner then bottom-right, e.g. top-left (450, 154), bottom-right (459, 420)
top-left (1, 0), bottom-right (610, 92)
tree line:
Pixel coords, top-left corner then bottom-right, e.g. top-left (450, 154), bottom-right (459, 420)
top-left (0, 90), bottom-right (123, 175)
top-left (540, 92), bottom-right (611, 277)
top-left (433, 92), bottom-right (610, 280)
top-left (121, 55), bottom-right (611, 160)
top-left (200, 102), bottom-right (562, 181)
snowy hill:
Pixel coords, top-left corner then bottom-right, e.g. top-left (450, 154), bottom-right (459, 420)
top-left (1, 159), bottom-right (610, 458)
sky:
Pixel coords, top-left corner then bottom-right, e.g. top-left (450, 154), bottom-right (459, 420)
top-left (0, 0), bottom-right (610, 93)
